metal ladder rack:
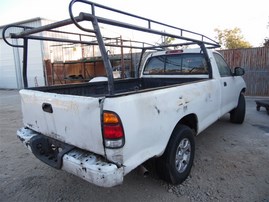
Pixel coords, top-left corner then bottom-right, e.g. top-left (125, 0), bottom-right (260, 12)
top-left (68, 0), bottom-right (220, 48)
top-left (68, 0), bottom-right (220, 94)
top-left (3, 0), bottom-right (220, 95)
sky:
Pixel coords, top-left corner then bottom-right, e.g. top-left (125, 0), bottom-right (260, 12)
top-left (0, 0), bottom-right (268, 47)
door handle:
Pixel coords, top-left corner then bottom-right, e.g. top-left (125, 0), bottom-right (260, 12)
top-left (224, 82), bottom-right (227, 87)
top-left (42, 103), bottom-right (53, 113)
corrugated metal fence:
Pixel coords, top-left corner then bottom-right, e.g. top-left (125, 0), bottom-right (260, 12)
top-left (219, 47), bottom-right (269, 96)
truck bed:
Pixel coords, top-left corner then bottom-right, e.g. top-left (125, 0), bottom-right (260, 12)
top-left (28, 77), bottom-right (208, 97)
top-left (19, 76), bottom-right (208, 158)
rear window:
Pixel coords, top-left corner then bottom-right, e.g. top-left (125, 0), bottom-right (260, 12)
top-left (143, 53), bottom-right (208, 75)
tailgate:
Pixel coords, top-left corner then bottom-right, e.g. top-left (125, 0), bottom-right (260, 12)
top-left (20, 89), bottom-right (105, 156)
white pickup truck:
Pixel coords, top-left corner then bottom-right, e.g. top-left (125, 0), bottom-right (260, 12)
top-left (5, 0), bottom-right (246, 187)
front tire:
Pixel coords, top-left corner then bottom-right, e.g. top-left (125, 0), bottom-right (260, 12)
top-left (156, 124), bottom-right (195, 184)
top-left (230, 93), bottom-right (245, 124)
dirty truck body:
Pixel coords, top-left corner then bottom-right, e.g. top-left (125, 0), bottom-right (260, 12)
top-left (4, 0), bottom-right (246, 187)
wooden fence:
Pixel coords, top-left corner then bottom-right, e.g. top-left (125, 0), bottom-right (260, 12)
top-left (219, 47), bottom-right (269, 96)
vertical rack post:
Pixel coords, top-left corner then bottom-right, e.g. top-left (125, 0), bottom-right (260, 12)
top-left (90, 6), bottom-right (114, 95)
top-left (22, 38), bottom-right (29, 88)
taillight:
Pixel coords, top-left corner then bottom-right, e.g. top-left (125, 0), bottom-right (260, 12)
top-left (102, 111), bottom-right (125, 148)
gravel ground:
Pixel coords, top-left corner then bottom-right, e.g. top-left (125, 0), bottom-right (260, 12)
top-left (1, 89), bottom-right (269, 202)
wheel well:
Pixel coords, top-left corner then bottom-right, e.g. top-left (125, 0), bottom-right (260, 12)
top-left (175, 114), bottom-right (198, 135)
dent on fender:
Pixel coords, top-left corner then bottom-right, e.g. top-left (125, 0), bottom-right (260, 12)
top-left (177, 96), bottom-right (190, 112)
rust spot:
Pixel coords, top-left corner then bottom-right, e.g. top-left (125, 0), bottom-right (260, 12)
top-left (18, 136), bottom-right (25, 142)
top-left (82, 167), bottom-right (87, 172)
top-left (154, 106), bottom-right (160, 114)
top-left (27, 123), bottom-right (33, 128)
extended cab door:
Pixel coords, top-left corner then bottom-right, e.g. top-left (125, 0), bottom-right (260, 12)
top-left (213, 52), bottom-right (239, 115)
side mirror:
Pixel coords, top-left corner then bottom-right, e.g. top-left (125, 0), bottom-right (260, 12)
top-left (233, 67), bottom-right (245, 76)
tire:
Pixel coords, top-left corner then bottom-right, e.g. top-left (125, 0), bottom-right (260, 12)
top-left (230, 93), bottom-right (245, 124)
top-left (156, 124), bottom-right (195, 184)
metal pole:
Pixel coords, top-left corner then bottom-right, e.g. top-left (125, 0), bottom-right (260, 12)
top-left (12, 39), bottom-right (23, 89)
top-left (91, 16), bottom-right (114, 95)
top-left (199, 43), bottom-right (213, 79)
top-left (120, 36), bottom-right (125, 78)
top-left (22, 38), bottom-right (28, 88)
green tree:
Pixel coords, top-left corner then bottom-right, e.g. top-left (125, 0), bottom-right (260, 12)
top-left (264, 38), bottom-right (269, 47)
top-left (214, 27), bottom-right (252, 49)
top-left (159, 36), bottom-right (175, 46)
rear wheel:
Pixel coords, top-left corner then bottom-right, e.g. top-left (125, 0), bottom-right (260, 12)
top-left (230, 93), bottom-right (245, 124)
top-left (156, 124), bottom-right (195, 184)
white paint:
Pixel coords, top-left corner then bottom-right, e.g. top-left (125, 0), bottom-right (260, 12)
top-left (20, 89), bottom-right (105, 156)
top-left (89, 77), bottom-right (108, 82)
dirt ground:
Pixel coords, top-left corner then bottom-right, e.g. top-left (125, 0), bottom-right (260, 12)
top-left (1, 89), bottom-right (269, 202)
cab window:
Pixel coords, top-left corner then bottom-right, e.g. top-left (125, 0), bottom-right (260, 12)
top-left (213, 53), bottom-right (232, 77)
top-left (143, 53), bottom-right (208, 75)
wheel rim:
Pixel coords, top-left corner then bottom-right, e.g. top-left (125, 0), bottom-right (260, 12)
top-left (175, 138), bottom-right (191, 173)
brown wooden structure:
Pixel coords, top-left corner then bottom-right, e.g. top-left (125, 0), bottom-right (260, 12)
top-left (219, 47), bottom-right (269, 96)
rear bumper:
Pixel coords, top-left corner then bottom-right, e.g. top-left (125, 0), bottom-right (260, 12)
top-left (17, 127), bottom-right (124, 187)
